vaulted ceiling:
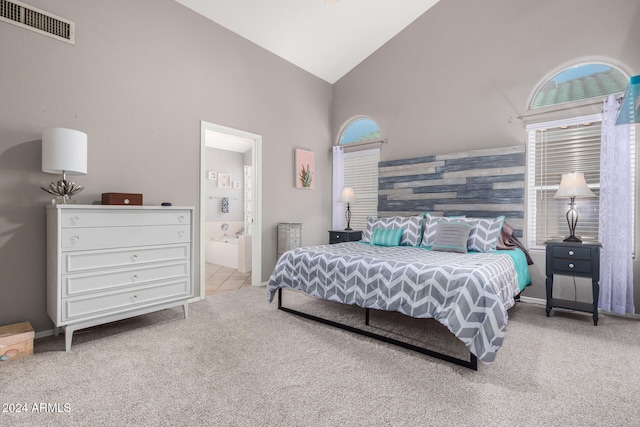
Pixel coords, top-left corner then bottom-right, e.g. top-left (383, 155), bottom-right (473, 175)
top-left (174, 0), bottom-right (440, 84)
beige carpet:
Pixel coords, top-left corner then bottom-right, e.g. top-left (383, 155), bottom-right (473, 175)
top-left (1, 286), bottom-right (639, 426)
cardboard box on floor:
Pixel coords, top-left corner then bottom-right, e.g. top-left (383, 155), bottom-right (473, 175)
top-left (0, 321), bottom-right (34, 361)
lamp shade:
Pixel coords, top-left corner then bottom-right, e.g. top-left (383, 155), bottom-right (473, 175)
top-left (42, 127), bottom-right (87, 175)
top-left (338, 187), bottom-right (356, 203)
top-left (553, 172), bottom-right (595, 199)
top-left (616, 75), bottom-right (640, 126)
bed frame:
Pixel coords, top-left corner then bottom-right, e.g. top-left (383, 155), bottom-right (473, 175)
top-left (277, 288), bottom-right (478, 370)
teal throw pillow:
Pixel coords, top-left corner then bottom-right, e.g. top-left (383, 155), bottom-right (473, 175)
top-left (371, 227), bottom-right (404, 247)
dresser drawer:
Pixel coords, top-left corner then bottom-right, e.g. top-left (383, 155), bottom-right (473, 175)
top-left (61, 209), bottom-right (191, 228)
top-left (61, 225), bottom-right (191, 250)
top-left (62, 244), bottom-right (190, 274)
top-left (62, 279), bottom-right (191, 322)
top-left (552, 258), bottom-right (592, 275)
top-left (552, 246), bottom-right (591, 261)
top-left (62, 262), bottom-right (190, 297)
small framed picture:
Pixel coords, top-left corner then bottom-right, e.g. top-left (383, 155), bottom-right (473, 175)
top-left (233, 180), bottom-right (241, 189)
top-left (218, 173), bottom-right (231, 188)
top-left (208, 171), bottom-right (217, 180)
top-left (295, 149), bottom-right (315, 189)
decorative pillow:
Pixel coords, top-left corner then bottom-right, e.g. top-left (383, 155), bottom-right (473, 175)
top-left (362, 215), bottom-right (424, 246)
top-left (431, 222), bottom-right (473, 253)
top-left (464, 216), bottom-right (505, 252)
top-left (371, 227), bottom-right (404, 247)
top-left (420, 213), bottom-right (466, 247)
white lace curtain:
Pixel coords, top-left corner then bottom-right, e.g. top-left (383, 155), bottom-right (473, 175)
top-left (598, 94), bottom-right (635, 314)
top-left (332, 145), bottom-right (344, 230)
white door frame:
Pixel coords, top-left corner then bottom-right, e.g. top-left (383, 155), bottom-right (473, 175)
top-left (199, 120), bottom-right (263, 299)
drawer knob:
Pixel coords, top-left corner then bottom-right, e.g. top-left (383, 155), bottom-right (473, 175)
top-left (124, 198), bottom-right (130, 204)
top-left (131, 275), bottom-right (138, 282)
top-left (568, 263), bottom-right (575, 268)
top-left (131, 254), bottom-right (138, 262)
top-left (178, 230), bottom-right (184, 238)
top-left (568, 250), bottom-right (574, 256)
top-left (178, 215), bottom-right (184, 223)
top-left (70, 235), bottom-right (80, 244)
top-left (70, 216), bottom-right (79, 225)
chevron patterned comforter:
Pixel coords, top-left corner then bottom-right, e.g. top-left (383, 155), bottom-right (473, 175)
top-left (267, 242), bottom-right (521, 365)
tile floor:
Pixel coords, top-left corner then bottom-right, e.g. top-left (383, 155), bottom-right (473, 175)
top-left (205, 262), bottom-right (252, 297)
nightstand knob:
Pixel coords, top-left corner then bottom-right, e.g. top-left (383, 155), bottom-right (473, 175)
top-left (568, 250), bottom-right (574, 256)
top-left (569, 263), bottom-right (575, 269)
top-left (336, 235), bottom-right (341, 239)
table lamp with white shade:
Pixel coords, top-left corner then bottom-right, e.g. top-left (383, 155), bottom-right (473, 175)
top-left (553, 172), bottom-right (595, 242)
top-left (338, 187), bottom-right (356, 231)
top-left (41, 127), bottom-right (87, 204)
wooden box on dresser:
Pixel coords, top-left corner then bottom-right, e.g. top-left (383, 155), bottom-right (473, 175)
top-left (46, 205), bottom-right (194, 351)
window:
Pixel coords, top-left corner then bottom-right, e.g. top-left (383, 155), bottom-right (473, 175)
top-left (526, 62), bottom-right (635, 249)
top-left (526, 115), bottom-right (636, 249)
top-left (340, 117), bottom-right (381, 145)
top-left (531, 63), bottom-right (628, 109)
top-left (343, 149), bottom-right (380, 231)
top-left (337, 117), bottom-right (382, 229)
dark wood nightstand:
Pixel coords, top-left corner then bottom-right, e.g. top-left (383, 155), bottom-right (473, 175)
top-left (329, 230), bottom-right (362, 244)
top-left (545, 240), bottom-right (602, 325)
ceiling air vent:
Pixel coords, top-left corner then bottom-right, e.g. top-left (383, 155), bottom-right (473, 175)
top-left (0, 0), bottom-right (74, 44)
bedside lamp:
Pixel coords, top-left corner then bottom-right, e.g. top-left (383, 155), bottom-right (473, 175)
top-left (553, 172), bottom-right (595, 243)
top-left (41, 128), bottom-right (88, 204)
top-left (338, 187), bottom-right (356, 231)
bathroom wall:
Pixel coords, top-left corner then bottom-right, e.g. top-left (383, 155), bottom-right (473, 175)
top-left (205, 148), bottom-right (245, 222)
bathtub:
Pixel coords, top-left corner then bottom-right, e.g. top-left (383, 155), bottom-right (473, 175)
top-left (205, 222), bottom-right (252, 272)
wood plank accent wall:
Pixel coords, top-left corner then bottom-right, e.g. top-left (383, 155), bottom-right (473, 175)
top-left (378, 146), bottom-right (525, 237)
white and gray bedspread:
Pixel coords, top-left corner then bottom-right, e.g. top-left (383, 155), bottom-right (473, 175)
top-left (267, 242), bottom-right (521, 365)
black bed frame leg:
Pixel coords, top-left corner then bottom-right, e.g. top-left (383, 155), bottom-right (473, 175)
top-left (365, 308), bottom-right (370, 325)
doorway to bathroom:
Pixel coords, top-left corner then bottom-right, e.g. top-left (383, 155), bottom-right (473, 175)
top-left (199, 121), bottom-right (262, 298)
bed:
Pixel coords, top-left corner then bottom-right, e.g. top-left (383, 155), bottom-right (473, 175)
top-left (267, 215), bottom-right (532, 370)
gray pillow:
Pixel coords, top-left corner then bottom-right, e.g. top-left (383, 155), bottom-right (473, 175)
top-left (431, 222), bottom-right (473, 254)
top-left (421, 213), bottom-right (466, 247)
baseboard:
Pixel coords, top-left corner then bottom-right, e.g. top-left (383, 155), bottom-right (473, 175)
top-left (519, 295), bottom-right (640, 320)
top-left (35, 329), bottom-right (56, 339)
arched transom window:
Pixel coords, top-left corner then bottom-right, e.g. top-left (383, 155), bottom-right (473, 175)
top-left (531, 63), bottom-right (628, 109)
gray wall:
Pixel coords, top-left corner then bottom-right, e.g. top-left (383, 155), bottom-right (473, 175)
top-left (333, 0), bottom-right (640, 312)
top-left (0, 0), bottom-right (333, 332)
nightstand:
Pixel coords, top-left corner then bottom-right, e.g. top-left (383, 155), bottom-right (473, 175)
top-left (544, 240), bottom-right (602, 325)
top-left (329, 230), bottom-right (362, 244)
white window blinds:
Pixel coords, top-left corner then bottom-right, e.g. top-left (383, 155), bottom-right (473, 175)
top-left (343, 148), bottom-right (379, 231)
top-left (527, 115), bottom-right (602, 248)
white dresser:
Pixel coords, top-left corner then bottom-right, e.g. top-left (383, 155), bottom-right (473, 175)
top-left (46, 205), bottom-right (194, 351)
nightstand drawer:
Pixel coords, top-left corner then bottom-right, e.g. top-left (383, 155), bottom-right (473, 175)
top-left (329, 230), bottom-right (362, 244)
top-left (552, 258), bottom-right (592, 274)
top-left (553, 246), bottom-right (591, 260)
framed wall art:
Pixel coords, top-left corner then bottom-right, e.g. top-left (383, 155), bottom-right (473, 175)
top-left (218, 173), bottom-right (231, 188)
top-left (295, 149), bottom-right (315, 189)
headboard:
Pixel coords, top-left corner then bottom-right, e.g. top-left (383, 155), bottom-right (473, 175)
top-left (378, 145), bottom-right (525, 237)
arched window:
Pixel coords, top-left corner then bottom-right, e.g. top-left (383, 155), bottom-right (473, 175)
top-left (531, 63), bottom-right (628, 109)
top-left (339, 117), bottom-right (381, 145)
top-left (334, 117), bottom-right (382, 231)
top-left (526, 62), bottom-right (635, 249)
